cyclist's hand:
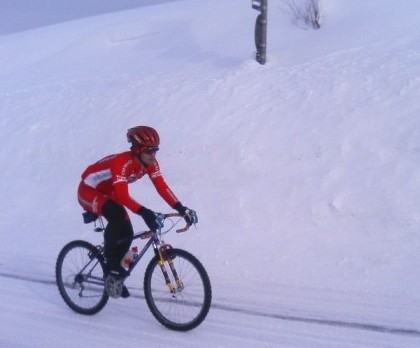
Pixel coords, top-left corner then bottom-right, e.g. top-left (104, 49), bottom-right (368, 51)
top-left (174, 202), bottom-right (198, 225)
top-left (137, 207), bottom-right (164, 231)
top-left (185, 209), bottom-right (198, 225)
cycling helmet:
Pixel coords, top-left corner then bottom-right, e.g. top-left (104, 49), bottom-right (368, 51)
top-left (127, 126), bottom-right (160, 150)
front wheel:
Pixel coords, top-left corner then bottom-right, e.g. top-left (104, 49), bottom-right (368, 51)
top-left (144, 248), bottom-right (212, 331)
top-left (55, 240), bottom-right (109, 315)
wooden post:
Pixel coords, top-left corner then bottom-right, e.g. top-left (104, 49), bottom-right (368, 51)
top-left (252, 0), bottom-right (267, 65)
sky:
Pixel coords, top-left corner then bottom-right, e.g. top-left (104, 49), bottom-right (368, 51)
top-left (1, 0), bottom-right (420, 347)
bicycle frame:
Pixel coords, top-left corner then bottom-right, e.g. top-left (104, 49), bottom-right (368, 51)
top-left (91, 213), bottom-right (192, 283)
top-left (126, 232), bottom-right (156, 273)
top-left (68, 230), bottom-right (165, 295)
top-left (129, 226), bottom-right (185, 293)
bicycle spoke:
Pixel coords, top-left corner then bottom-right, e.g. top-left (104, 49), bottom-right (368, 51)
top-left (56, 241), bottom-right (109, 315)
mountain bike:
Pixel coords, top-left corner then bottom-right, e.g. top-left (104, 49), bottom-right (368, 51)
top-left (55, 212), bottom-right (212, 331)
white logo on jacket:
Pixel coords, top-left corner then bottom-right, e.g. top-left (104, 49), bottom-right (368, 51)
top-left (114, 175), bottom-right (127, 184)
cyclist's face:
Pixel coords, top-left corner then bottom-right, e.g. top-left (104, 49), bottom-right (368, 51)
top-left (139, 146), bottom-right (158, 166)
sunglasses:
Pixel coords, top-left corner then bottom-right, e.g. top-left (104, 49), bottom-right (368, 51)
top-left (143, 146), bottom-right (159, 154)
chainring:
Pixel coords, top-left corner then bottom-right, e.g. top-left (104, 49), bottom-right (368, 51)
top-left (105, 275), bottom-right (124, 298)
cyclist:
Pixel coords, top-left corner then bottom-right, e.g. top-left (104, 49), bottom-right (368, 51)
top-left (77, 126), bottom-right (197, 297)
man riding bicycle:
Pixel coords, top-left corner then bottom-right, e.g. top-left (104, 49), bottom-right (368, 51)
top-left (77, 126), bottom-right (197, 297)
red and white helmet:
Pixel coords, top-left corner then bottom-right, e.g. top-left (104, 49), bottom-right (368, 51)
top-left (127, 126), bottom-right (160, 150)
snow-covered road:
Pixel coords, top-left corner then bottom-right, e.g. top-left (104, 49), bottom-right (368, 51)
top-left (1, 273), bottom-right (418, 348)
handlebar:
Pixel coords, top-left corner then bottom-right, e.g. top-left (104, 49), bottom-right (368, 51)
top-left (159, 213), bottom-right (192, 233)
top-left (136, 212), bottom-right (194, 240)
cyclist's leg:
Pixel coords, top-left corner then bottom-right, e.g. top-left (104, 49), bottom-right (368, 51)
top-left (101, 200), bottom-right (134, 274)
top-left (77, 183), bottom-right (132, 297)
top-left (78, 182), bottom-right (134, 265)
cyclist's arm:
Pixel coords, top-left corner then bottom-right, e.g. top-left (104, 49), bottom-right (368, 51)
top-left (112, 179), bottom-right (142, 212)
top-left (148, 162), bottom-right (179, 208)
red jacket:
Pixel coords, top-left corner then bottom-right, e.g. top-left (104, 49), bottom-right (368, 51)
top-left (81, 151), bottom-right (178, 212)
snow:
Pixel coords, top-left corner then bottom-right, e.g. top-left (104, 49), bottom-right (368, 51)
top-left (1, 0), bottom-right (420, 346)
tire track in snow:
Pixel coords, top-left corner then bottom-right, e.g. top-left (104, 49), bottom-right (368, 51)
top-left (1, 271), bottom-right (419, 338)
top-left (211, 302), bottom-right (420, 337)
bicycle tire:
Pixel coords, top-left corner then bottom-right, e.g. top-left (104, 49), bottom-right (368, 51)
top-left (144, 248), bottom-right (212, 331)
top-left (55, 240), bottom-right (109, 315)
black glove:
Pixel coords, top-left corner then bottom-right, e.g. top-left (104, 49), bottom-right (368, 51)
top-left (173, 202), bottom-right (198, 225)
top-left (137, 207), bottom-right (164, 231)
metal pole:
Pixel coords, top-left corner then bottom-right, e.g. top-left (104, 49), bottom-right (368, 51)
top-left (252, 0), bottom-right (267, 65)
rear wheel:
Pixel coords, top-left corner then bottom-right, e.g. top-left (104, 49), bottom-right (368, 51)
top-left (55, 240), bottom-right (109, 315)
top-left (144, 248), bottom-right (212, 331)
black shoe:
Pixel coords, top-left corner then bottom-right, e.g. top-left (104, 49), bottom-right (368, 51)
top-left (121, 285), bottom-right (130, 298)
top-left (109, 266), bottom-right (129, 278)
top-left (107, 263), bottom-right (129, 279)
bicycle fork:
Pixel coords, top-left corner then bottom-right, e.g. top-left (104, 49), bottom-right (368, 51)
top-left (155, 244), bottom-right (184, 296)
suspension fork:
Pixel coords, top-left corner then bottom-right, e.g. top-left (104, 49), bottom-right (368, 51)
top-left (153, 242), bottom-right (183, 293)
